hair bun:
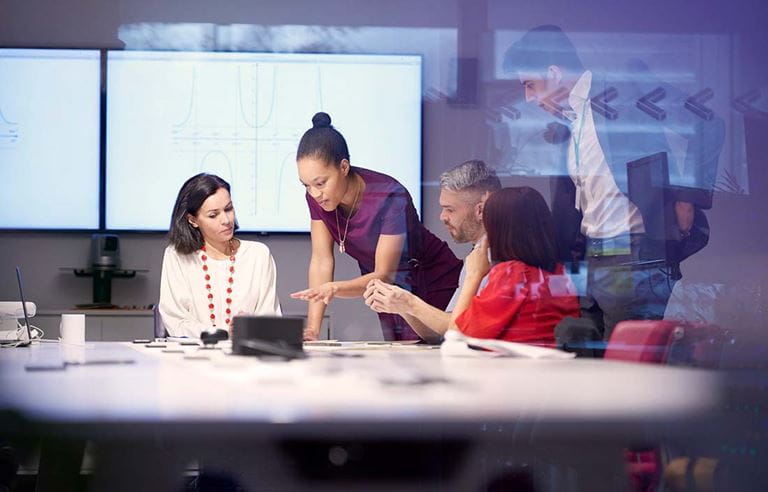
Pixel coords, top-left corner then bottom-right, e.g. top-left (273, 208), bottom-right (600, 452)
top-left (312, 112), bottom-right (332, 129)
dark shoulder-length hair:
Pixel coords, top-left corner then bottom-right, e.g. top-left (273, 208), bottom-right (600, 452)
top-left (483, 186), bottom-right (559, 273)
top-left (168, 173), bottom-right (238, 255)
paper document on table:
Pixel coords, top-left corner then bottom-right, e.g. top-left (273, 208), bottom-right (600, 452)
top-left (440, 330), bottom-right (575, 359)
top-left (303, 340), bottom-right (432, 351)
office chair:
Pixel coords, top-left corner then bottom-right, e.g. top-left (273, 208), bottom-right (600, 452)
top-left (604, 320), bottom-right (726, 367)
top-left (605, 320), bottom-right (728, 492)
top-left (554, 316), bottom-right (605, 358)
top-left (152, 304), bottom-right (167, 339)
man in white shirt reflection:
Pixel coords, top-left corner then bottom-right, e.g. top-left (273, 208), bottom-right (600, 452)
top-left (504, 25), bottom-right (723, 340)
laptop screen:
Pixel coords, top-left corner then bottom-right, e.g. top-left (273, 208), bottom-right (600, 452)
top-left (15, 267), bottom-right (33, 343)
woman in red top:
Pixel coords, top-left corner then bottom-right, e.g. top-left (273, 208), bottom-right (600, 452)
top-left (452, 187), bottom-right (579, 344)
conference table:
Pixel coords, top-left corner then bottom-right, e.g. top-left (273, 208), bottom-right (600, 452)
top-left (0, 340), bottom-right (725, 491)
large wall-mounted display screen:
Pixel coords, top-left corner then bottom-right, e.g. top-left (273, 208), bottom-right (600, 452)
top-left (0, 49), bottom-right (101, 229)
top-left (106, 50), bottom-right (422, 231)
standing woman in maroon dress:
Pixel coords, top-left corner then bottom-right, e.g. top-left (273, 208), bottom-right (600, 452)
top-left (291, 112), bottom-right (462, 341)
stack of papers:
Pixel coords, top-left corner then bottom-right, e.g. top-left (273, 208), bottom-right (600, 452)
top-left (303, 340), bottom-right (432, 351)
top-left (440, 330), bottom-right (575, 359)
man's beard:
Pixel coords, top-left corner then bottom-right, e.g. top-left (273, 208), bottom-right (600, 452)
top-left (451, 219), bottom-right (482, 244)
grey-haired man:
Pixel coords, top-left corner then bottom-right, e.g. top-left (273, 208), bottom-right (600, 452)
top-left (364, 160), bottom-right (501, 343)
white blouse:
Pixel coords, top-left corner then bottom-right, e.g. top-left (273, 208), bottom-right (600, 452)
top-left (159, 240), bottom-right (282, 338)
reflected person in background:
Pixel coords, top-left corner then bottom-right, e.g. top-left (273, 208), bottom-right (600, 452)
top-left (291, 112), bottom-right (462, 341)
top-left (363, 159), bottom-right (501, 343)
top-left (503, 25), bottom-right (724, 340)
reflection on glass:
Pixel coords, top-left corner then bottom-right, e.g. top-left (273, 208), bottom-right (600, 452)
top-left (118, 23), bottom-right (458, 97)
top-left (491, 29), bottom-right (744, 195)
top-left (495, 25), bottom-right (726, 340)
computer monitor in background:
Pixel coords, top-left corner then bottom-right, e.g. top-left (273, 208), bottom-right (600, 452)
top-left (627, 152), bottom-right (677, 266)
top-left (105, 51), bottom-right (423, 232)
top-left (745, 115), bottom-right (768, 195)
top-left (627, 152), bottom-right (714, 266)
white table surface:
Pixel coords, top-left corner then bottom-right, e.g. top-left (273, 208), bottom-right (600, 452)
top-left (0, 341), bottom-right (732, 492)
top-left (0, 340), bottom-right (723, 440)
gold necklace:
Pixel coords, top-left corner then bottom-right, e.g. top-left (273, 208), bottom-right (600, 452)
top-left (335, 175), bottom-right (361, 254)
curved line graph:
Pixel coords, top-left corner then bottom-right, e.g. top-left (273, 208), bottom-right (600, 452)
top-left (173, 69), bottom-right (197, 128)
top-left (275, 150), bottom-right (299, 212)
top-left (177, 64), bottom-right (321, 133)
top-left (168, 62), bottom-right (329, 219)
top-left (198, 150), bottom-right (234, 183)
top-left (237, 65), bottom-right (256, 128)
top-left (256, 66), bottom-right (277, 128)
top-left (0, 103), bottom-right (19, 147)
top-left (0, 106), bottom-right (17, 125)
top-left (316, 63), bottom-right (324, 112)
top-left (237, 65), bottom-right (277, 129)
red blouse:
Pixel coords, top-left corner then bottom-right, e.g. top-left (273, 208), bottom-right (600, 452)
top-left (454, 260), bottom-right (580, 345)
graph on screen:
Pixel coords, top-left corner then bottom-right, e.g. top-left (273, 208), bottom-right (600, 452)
top-left (106, 51), bottom-right (422, 231)
top-left (0, 49), bottom-right (101, 229)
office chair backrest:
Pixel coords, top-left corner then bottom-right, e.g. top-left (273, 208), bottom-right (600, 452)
top-left (152, 304), bottom-right (167, 339)
top-left (606, 320), bottom-right (729, 492)
top-left (605, 320), bottom-right (727, 368)
top-left (554, 316), bottom-right (605, 358)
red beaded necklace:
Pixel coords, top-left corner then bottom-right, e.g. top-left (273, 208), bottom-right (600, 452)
top-left (200, 241), bottom-right (236, 330)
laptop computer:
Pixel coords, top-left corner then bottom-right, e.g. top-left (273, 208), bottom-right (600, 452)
top-left (15, 266), bottom-right (34, 346)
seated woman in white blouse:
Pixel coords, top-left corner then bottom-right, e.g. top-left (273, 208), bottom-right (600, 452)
top-left (159, 173), bottom-right (281, 338)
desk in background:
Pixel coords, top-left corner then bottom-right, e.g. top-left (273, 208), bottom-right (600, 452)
top-left (34, 309), bottom-right (154, 341)
top-left (32, 311), bottom-right (331, 341)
